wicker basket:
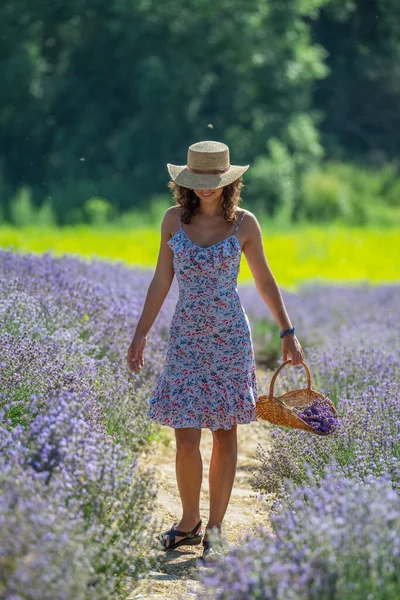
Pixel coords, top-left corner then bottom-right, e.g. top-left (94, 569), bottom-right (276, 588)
top-left (256, 359), bottom-right (338, 435)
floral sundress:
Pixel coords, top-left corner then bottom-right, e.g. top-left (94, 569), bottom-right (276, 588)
top-left (147, 209), bottom-right (258, 431)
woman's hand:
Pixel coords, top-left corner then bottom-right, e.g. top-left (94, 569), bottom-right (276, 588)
top-left (282, 334), bottom-right (304, 366)
top-left (127, 332), bottom-right (147, 372)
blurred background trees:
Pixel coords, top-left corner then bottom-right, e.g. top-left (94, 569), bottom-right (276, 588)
top-left (0, 0), bottom-right (399, 226)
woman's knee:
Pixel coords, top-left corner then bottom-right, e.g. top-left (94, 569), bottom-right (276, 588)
top-left (175, 427), bottom-right (201, 454)
top-left (212, 424), bottom-right (237, 448)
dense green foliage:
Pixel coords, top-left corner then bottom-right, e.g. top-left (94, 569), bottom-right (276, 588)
top-left (313, 0), bottom-right (400, 161)
top-left (1, 0), bottom-right (399, 224)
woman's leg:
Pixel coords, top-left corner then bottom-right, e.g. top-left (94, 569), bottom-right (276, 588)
top-left (205, 423), bottom-right (237, 541)
top-left (163, 426), bottom-right (203, 547)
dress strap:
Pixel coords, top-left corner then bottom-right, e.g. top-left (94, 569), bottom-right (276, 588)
top-left (232, 210), bottom-right (246, 234)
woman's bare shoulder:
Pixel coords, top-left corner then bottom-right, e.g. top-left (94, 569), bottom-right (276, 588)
top-left (239, 210), bottom-right (263, 248)
top-left (164, 205), bottom-right (180, 218)
top-left (241, 209), bottom-right (260, 228)
top-left (163, 205), bottom-right (181, 235)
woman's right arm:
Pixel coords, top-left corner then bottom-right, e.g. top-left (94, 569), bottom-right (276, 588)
top-left (127, 207), bottom-right (177, 373)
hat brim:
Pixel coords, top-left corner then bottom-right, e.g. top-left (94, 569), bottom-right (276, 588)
top-left (167, 164), bottom-right (249, 189)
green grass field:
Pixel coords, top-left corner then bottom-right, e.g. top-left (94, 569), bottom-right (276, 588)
top-left (0, 223), bottom-right (397, 291)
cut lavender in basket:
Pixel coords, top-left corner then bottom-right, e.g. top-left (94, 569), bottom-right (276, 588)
top-left (294, 396), bottom-right (341, 434)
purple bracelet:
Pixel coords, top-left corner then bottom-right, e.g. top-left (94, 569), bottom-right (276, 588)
top-left (280, 325), bottom-right (296, 339)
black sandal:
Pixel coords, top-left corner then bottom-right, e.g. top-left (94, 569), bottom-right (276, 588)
top-left (200, 538), bottom-right (224, 564)
top-left (158, 519), bottom-right (203, 551)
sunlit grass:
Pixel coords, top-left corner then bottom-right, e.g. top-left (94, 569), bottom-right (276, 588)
top-left (0, 223), bottom-right (398, 291)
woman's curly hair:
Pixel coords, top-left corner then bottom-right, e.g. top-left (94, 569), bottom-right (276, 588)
top-left (167, 176), bottom-right (244, 225)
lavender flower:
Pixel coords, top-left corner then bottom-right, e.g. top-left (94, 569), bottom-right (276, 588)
top-left (197, 464), bottom-right (400, 600)
top-left (0, 250), bottom-right (172, 597)
top-left (294, 397), bottom-right (341, 435)
top-left (2, 249), bottom-right (400, 598)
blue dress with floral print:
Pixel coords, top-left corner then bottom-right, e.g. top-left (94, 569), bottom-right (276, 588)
top-left (147, 209), bottom-right (258, 431)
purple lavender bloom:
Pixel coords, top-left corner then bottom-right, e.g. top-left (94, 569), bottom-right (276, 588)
top-left (195, 281), bottom-right (400, 599)
top-left (248, 280), bottom-right (400, 500)
top-left (295, 397), bottom-right (341, 435)
top-left (197, 464), bottom-right (400, 600)
top-left (0, 250), bottom-right (169, 597)
top-left (2, 250), bottom-right (400, 598)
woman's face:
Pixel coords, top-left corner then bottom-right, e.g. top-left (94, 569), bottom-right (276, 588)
top-left (192, 186), bottom-right (224, 202)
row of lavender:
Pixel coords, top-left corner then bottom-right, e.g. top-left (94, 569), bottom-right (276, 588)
top-left (0, 250), bottom-right (180, 599)
top-left (198, 282), bottom-right (400, 599)
top-left (3, 248), bottom-right (399, 598)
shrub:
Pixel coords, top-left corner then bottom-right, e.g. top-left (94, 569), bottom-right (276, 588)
top-left (0, 249), bottom-right (177, 597)
top-left (240, 282), bottom-right (399, 373)
top-left (83, 197), bottom-right (116, 226)
top-left (1, 390), bottom-right (158, 598)
top-left (299, 161), bottom-right (400, 226)
top-left (9, 186), bottom-right (36, 227)
top-left (245, 139), bottom-right (297, 221)
top-left (300, 169), bottom-right (353, 222)
top-left (198, 465), bottom-right (400, 600)
top-left (250, 284), bottom-right (400, 500)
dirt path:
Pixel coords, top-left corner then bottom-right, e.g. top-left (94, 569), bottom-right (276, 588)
top-left (129, 368), bottom-right (273, 600)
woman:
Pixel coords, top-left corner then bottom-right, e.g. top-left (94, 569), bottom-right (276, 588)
top-left (127, 141), bottom-right (304, 563)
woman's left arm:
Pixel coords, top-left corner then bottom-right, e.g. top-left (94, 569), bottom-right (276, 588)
top-left (242, 211), bottom-right (305, 366)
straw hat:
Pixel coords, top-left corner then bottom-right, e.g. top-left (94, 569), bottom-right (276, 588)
top-left (167, 140), bottom-right (249, 190)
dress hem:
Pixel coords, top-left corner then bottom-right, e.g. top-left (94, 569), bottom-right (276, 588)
top-left (147, 413), bottom-right (258, 431)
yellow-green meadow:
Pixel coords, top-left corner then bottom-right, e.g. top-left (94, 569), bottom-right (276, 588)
top-left (0, 223), bottom-right (397, 291)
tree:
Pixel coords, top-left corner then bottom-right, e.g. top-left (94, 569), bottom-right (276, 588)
top-left (312, 0), bottom-right (400, 163)
top-left (0, 0), bottom-right (330, 221)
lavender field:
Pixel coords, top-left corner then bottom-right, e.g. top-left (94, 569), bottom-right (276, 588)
top-left (198, 285), bottom-right (400, 598)
top-left (0, 250), bottom-right (175, 598)
top-left (1, 248), bottom-right (399, 599)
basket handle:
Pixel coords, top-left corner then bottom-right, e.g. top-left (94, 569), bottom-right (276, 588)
top-left (268, 359), bottom-right (312, 400)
